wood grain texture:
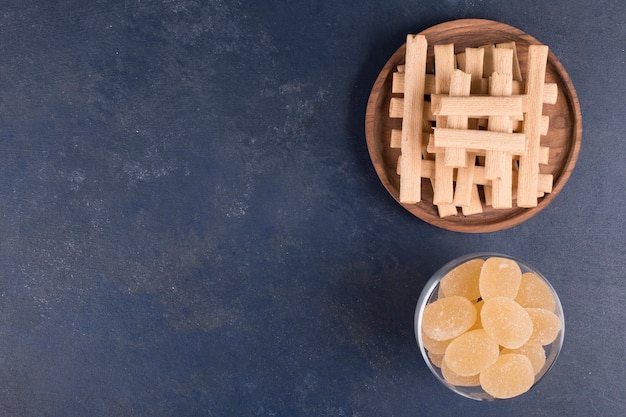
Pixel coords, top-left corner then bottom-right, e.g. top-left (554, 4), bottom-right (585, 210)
top-left (364, 19), bottom-right (582, 233)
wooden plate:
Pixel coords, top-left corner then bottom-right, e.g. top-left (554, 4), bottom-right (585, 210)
top-left (365, 19), bottom-right (582, 233)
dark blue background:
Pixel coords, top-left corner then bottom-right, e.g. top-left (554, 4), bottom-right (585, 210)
top-left (0, 1), bottom-right (624, 416)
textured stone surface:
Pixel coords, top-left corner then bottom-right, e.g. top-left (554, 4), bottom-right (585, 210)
top-left (0, 0), bottom-right (624, 416)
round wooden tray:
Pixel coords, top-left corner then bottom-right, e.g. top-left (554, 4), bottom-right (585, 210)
top-left (365, 19), bottom-right (582, 233)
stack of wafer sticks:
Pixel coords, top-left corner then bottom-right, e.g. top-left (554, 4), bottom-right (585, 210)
top-left (389, 35), bottom-right (557, 217)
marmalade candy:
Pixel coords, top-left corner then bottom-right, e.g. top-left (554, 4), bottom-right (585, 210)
top-left (441, 356), bottom-right (481, 387)
top-left (481, 296), bottom-right (533, 349)
top-left (525, 308), bottom-right (562, 345)
top-left (422, 295), bottom-right (477, 341)
top-left (439, 258), bottom-right (484, 300)
top-left (479, 257), bottom-right (522, 300)
top-left (515, 272), bottom-right (557, 312)
top-left (501, 343), bottom-right (546, 375)
top-left (444, 329), bottom-right (499, 376)
top-left (479, 353), bottom-right (535, 399)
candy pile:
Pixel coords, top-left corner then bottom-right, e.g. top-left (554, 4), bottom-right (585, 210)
top-left (421, 257), bottom-right (561, 399)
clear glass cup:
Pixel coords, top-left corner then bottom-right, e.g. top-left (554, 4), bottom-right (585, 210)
top-left (414, 252), bottom-right (565, 401)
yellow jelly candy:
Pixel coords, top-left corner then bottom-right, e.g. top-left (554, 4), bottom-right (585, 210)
top-left (422, 296), bottom-right (477, 341)
top-left (428, 351), bottom-right (444, 368)
top-left (439, 258), bottom-right (484, 301)
top-left (469, 300), bottom-right (485, 330)
top-left (525, 308), bottom-right (562, 345)
top-left (481, 297), bottom-right (533, 349)
top-left (480, 353), bottom-right (535, 399)
top-left (515, 272), bottom-right (557, 312)
top-left (501, 343), bottom-right (547, 375)
top-left (441, 356), bottom-right (481, 387)
top-left (444, 329), bottom-right (500, 377)
top-left (421, 330), bottom-right (452, 355)
top-left (479, 257), bottom-right (522, 300)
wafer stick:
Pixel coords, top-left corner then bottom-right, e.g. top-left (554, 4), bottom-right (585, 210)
top-left (399, 34), bottom-right (428, 204)
top-left (461, 183), bottom-right (483, 215)
top-left (485, 48), bottom-right (514, 209)
top-left (434, 128), bottom-right (526, 153)
top-left (453, 48), bottom-right (484, 207)
top-left (427, 133), bottom-right (550, 165)
top-left (541, 83), bottom-right (558, 105)
top-left (487, 72), bottom-right (514, 208)
top-left (512, 115), bottom-right (549, 135)
top-left (496, 42), bottom-right (523, 82)
top-left (393, 72), bottom-right (436, 95)
top-left (453, 152), bottom-right (481, 208)
top-left (435, 44), bottom-right (455, 96)
top-left (539, 145), bottom-right (550, 165)
top-left (390, 128), bottom-right (402, 148)
top-left (517, 45), bottom-right (549, 207)
top-left (481, 44), bottom-right (496, 77)
top-left (465, 48), bottom-right (485, 94)
top-left (456, 51), bottom-right (466, 71)
top-left (389, 98), bottom-right (434, 119)
top-left (393, 73), bottom-right (556, 104)
top-left (399, 156), bottom-right (457, 217)
top-left (431, 95), bottom-right (525, 118)
top-left (444, 70), bottom-right (472, 168)
top-left (432, 44), bottom-right (456, 206)
top-left (402, 162), bottom-right (552, 203)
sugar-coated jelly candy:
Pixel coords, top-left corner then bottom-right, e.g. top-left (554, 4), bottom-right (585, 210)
top-left (480, 353), bottom-right (535, 399)
top-left (422, 295), bottom-right (477, 341)
top-left (421, 330), bottom-right (452, 355)
top-left (481, 297), bottom-right (533, 349)
top-left (479, 257), bottom-right (522, 300)
top-left (441, 356), bottom-right (481, 387)
top-left (525, 308), bottom-right (562, 345)
top-left (444, 329), bottom-right (499, 377)
top-left (428, 351), bottom-right (444, 368)
top-left (470, 300), bottom-right (485, 330)
top-left (515, 272), bottom-right (556, 312)
top-left (501, 343), bottom-right (547, 375)
top-left (439, 258), bottom-right (484, 301)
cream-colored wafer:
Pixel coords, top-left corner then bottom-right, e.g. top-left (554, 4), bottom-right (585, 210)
top-left (434, 44), bottom-right (455, 96)
top-left (517, 45), bottom-right (549, 207)
top-left (397, 155), bottom-right (437, 179)
top-left (399, 34), bottom-right (428, 204)
top-left (456, 51), bottom-right (466, 71)
top-left (389, 97), bottom-right (404, 118)
top-left (481, 44), bottom-right (496, 77)
top-left (392, 71), bottom-right (403, 94)
top-left (434, 128), bottom-right (526, 153)
top-left (461, 184), bottom-right (483, 215)
top-left (487, 73), bottom-right (515, 208)
top-left (394, 72), bottom-right (556, 104)
top-left (390, 128), bottom-right (402, 148)
top-left (389, 98), bottom-right (434, 120)
top-left (465, 48), bottom-right (485, 94)
top-left (486, 49), bottom-right (515, 208)
top-left (444, 70), bottom-right (472, 168)
top-left (485, 51), bottom-right (514, 177)
top-left (496, 42), bottom-right (523, 82)
top-left (432, 44), bottom-right (456, 206)
top-left (431, 95), bottom-right (525, 118)
top-left (452, 48), bottom-right (484, 207)
top-left (512, 115), bottom-right (549, 136)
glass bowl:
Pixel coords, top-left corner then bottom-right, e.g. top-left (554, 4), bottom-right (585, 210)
top-left (414, 252), bottom-right (565, 401)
